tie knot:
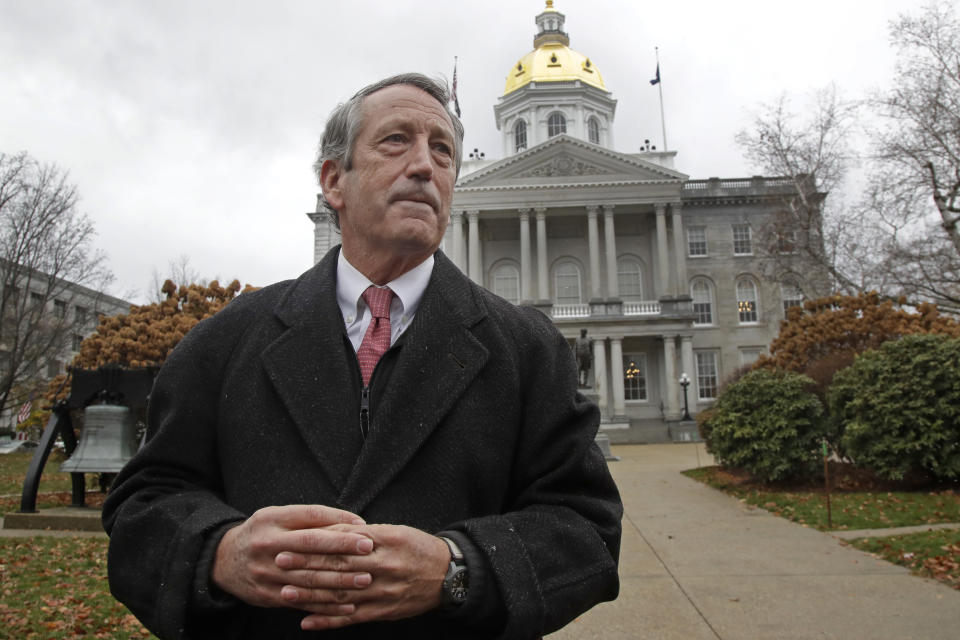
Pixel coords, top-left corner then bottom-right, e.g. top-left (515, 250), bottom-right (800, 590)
top-left (362, 286), bottom-right (394, 319)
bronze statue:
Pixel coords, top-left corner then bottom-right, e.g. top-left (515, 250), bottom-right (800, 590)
top-left (574, 328), bottom-right (592, 388)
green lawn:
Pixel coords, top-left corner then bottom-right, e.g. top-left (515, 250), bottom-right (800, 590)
top-left (0, 451), bottom-right (107, 511)
top-left (0, 536), bottom-right (156, 639)
top-left (848, 529), bottom-right (960, 590)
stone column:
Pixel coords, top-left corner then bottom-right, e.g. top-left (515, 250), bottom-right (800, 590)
top-left (680, 335), bottom-right (697, 413)
top-left (609, 337), bottom-right (626, 417)
top-left (586, 205), bottom-right (601, 300)
top-left (535, 208), bottom-right (548, 301)
top-left (451, 210), bottom-right (465, 272)
top-left (655, 203), bottom-right (670, 298)
top-left (593, 337), bottom-right (608, 417)
top-left (467, 210), bottom-right (481, 284)
top-left (519, 208), bottom-right (532, 302)
top-left (602, 205), bottom-right (619, 299)
top-left (662, 334), bottom-right (679, 419)
top-left (671, 203), bottom-right (687, 295)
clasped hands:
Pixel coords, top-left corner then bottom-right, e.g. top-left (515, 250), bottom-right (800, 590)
top-left (211, 504), bottom-right (451, 631)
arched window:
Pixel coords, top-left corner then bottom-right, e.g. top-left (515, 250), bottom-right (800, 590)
top-left (781, 281), bottom-right (803, 316)
top-left (690, 278), bottom-right (714, 325)
top-left (491, 264), bottom-right (520, 304)
top-left (736, 277), bottom-right (759, 324)
top-left (554, 261), bottom-right (582, 304)
top-left (588, 117), bottom-right (600, 144)
top-left (617, 257), bottom-right (644, 301)
top-left (547, 112), bottom-right (567, 138)
top-left (514, 120), bottom-right (527, 153)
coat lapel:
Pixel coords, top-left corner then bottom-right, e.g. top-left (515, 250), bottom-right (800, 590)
top-left (338, 253), bottom-right (490, 513)
top-left (260, 250), bottom-right (362, 494)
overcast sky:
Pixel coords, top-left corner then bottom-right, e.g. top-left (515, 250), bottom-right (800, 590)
top-left (0, 0), bottom-right (927, 303)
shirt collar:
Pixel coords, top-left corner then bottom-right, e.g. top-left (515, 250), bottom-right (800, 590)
top-left (336, 250), bottom-right (434, 323)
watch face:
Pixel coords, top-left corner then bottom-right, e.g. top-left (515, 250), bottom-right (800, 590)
top-left (450, 568), bottom-right (468, 602)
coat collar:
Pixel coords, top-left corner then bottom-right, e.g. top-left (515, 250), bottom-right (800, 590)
top-left (261, 247), bottom-right (490, 513)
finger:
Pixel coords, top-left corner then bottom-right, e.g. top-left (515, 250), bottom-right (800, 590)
top-left (280, 583), bottom-right (369, 607)
top-left (277, 528), bottom-right (375, 556)
top-left (260, 504), bottom-right (366, 529)
top-left (300, 612), bottom-right (359, 632)
top-left (276, 568), bottom-right (373, 590)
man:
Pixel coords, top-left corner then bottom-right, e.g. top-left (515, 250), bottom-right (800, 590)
top-left (104, 73), bottom-right (622, 639)
top-left (575, 328), bottom-right (592, 388)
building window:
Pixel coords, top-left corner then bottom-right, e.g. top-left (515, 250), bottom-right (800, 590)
top-left (623, 354), bottom-right (648, 401)
top-left (491, 264), bottom-right (520, 304)
top-left (46, 359), bottom-right (62, 378)
top-left (547, 112), bottom-right (567, 138)
top-left (54, 299), bottom-right (67, 319)
top-left (690, 279), bottom-right (714, 325)
top-left (72, 334), bottom-right (84, 352)
top-left (740, 347), bottom-right (763, 367)
top-left (75, 306), bottom-right (88, 325)
top-left (588, 117), bottom-right (600, 144)
top-left (736, 278), bottom-right (759, 324)
top-left (696, 351), bottom-right (719, 400)
top-left (777, 229), bottom-right (797, 253)
top-left (554, 261), bottom-right (582, 304)
top-left (732, 224), bottom-right (752, 255)
top-left (687, 226), bottom-right (707, 257)
top-left (617, 257), bottom-right (643, 301)
top-left (515, 120), bottom-right (527, 152)
top-left (781, 282), bottom-right (803, 316)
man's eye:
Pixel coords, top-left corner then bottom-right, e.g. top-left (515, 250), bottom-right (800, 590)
top-left (433, 143), bottom-right (453, 156)
top-left (383, 134), bottom-right (406, 143)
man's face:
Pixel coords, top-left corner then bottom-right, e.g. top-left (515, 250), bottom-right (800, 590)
top-left (322, 84), bottom-right (457, 267)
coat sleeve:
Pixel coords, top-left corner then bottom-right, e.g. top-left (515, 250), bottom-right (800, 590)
top-left (102, 311), bottom-right (251, 639)
top-left (445, 307), bottom-right (623, 638)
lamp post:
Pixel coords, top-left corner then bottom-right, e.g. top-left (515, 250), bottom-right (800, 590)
top-left (679, 373), bottom-right (692, 421)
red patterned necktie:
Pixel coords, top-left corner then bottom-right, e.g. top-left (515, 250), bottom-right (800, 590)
top-left (357, 286), bottom-right (395, 387)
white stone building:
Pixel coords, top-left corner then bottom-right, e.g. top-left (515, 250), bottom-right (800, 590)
top-left (309, 1), bottom-right (826, 442)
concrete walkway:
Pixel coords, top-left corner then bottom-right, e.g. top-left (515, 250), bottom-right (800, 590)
top-left (549, 444), bottom-right (960, 640)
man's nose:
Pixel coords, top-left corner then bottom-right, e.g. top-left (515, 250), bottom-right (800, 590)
top-left (405, 137), bottom-right (434, 179)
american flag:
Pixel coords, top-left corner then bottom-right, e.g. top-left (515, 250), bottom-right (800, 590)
top-left (451, 57), bottom-right (461, 118)
top-left (17, 400), bottom-right (32, 424)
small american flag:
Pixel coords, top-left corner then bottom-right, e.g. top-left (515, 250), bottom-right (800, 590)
top-left (17, 400), bottom-right (32, 424)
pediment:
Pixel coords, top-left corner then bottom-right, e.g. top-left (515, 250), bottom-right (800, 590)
top-left (456, 135), bottom-right (687, 190)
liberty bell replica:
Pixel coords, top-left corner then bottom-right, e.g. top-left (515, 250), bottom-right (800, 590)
top-left (60, 398), bottom-right (137, 473)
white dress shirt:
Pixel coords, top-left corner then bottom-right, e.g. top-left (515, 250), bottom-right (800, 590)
top-left (336, 251), bottom-right (434, 353)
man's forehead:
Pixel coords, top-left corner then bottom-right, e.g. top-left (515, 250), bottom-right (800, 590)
top-left (360, 84), bottom-right (454, 133)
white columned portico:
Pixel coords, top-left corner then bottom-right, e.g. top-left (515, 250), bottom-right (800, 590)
top-left (662, 334), bottom-right (679, 418)
top-left (587, 205), bottom-right (601, 300)
top-left (519, 208), bottom-right (532, 302)
top-left (451, 210), bottom-right (465, 272)
top-left (655, 203), bottom-right (669, 297)
top-left (602, 205), bottom-right (619, 299)
top-left (467, 210), bottom-right (481, 284)
top-left (680, 335), bottom-right (697, 413)
top-left (609, 337), bottom-right (626, 417)
top-left (671, 202), bottom-right (687, 295)
top-left (535, 207), bottom-right (548, 301)
top-left (593, 337), bottom-right (608, 416)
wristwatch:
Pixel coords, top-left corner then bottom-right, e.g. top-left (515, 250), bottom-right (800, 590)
top-left (439, 536), bottom-right (469, 609)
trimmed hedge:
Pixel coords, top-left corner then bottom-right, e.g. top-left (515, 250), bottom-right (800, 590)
top-left (831, 334), bottom-right (960, 482)
top-left (701, 368), bottom-right (825, 482)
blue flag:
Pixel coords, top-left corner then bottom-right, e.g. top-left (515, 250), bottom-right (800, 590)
top-left (650, 63), bottom-right (660, 85)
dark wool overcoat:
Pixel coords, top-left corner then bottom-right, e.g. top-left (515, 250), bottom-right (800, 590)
top-left (103, 248), bottom-right (622, 639)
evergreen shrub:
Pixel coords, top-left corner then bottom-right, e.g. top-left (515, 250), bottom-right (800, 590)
top-left (831, 334), bottom-right (960, 482)
top-left (702, 368), bottom-right (825, 482)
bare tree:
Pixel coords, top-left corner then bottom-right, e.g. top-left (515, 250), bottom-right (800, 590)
top-left (0, 151), bottom-right (114, 419)
top-left (869, 1), bottom-right (960, 309)
top-left (736, 86), bottom-right (881, 297)
top-left (148, 254), bottom-right (205, 303)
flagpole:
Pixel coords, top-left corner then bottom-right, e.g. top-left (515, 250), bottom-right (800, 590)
top-left (655, 47), bottom-right (668, 151)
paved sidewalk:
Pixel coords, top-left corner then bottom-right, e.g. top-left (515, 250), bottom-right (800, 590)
top-left (549, 444), bottom-right (960, 640)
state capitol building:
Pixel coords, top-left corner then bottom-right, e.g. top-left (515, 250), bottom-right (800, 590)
top-left (309, 1), bottom-right (824, 443)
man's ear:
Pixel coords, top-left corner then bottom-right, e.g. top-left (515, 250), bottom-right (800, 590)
top-left (319, 159), bottom-right (345, 211)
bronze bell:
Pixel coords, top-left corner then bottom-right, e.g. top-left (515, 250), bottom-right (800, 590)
top-left (60, 404), bottom-right (137, 473)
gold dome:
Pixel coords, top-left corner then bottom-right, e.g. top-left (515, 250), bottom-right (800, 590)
top-left (503, 2), bottom-right (606, 96)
